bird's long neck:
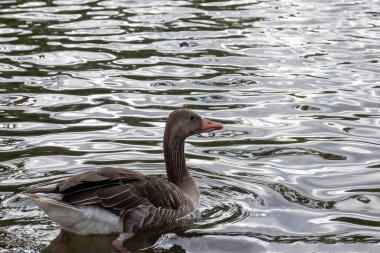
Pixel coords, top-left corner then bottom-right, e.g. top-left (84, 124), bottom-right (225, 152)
top-left (163, 130), bottom-right (190, 186)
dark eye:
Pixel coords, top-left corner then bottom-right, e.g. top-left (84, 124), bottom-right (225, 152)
top-left (189, 115), bottom-right (195, 121)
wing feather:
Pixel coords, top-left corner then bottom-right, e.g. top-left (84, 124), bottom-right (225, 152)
top-left (27, 167), bottom-right (188, 229)
top-left (63, 190), bottom-right (97, 204)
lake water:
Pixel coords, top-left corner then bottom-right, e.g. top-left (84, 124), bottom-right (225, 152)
top-left (0, 0), bottom-right (379, 252)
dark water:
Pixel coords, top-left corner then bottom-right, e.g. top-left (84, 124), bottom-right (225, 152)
top-left (0, 0), bottom-right (380, 252)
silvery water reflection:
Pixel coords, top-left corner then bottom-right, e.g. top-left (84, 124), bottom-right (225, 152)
top-left (0, 0), bottom-right (379, 252)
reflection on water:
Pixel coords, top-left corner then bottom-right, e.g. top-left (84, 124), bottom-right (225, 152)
top-left (0, 0), bottom-right (380, 252)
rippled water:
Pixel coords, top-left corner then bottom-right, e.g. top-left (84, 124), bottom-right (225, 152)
top-left (0, 0), bottom-right (379, 252)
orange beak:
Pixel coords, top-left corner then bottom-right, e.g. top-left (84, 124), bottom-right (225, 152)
top-left (200, 118), bottom-right (223, 133)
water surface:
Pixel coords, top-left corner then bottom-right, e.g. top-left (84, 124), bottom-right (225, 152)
top-left (0, 0), bottom-right (380, 252)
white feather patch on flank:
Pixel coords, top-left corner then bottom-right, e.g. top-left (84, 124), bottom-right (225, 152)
top-left (69, 205), bottom-right (119, 235)
top-left (25, 193), bottom-right (119, 235)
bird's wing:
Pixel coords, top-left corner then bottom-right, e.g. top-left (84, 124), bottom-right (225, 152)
top-left (28, 167), bottom-right (184, 214)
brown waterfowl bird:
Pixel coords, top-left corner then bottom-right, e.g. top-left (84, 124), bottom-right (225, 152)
top-left (24, 109), bottom-right (223, 251)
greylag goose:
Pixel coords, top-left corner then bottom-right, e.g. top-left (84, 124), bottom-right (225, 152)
top-left (24, 109), bottom-right (223, 251)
